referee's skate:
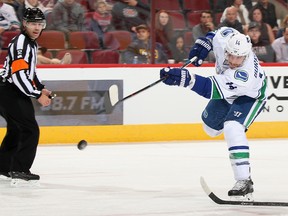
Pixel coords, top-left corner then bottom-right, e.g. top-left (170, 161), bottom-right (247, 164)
top-left (9, 171), bottom-right (40, 187)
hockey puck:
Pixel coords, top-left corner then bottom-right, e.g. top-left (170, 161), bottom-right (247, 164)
top-left (77, 140), bottom-right (87, 150)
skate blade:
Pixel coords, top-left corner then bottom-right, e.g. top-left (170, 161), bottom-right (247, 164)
top-left (11, 179), bottom-right (40, 187)
top-left (230, 193), bottom-right (254, 202)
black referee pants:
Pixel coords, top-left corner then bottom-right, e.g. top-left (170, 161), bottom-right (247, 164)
top-left (0, 82), bottom-right (39, 173)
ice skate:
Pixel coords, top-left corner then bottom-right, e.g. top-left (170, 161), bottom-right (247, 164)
top-left (228, 179), bottom-right (254, 201)
top-left (0, 171), bottom-right (11, 180)
top-left (9, 171), bottom-right (40, 187)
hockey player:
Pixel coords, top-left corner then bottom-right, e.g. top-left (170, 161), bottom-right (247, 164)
top-left (0, 8), bottom-right (52, 185)
top-left (160, 27), bottom-right (267, 199)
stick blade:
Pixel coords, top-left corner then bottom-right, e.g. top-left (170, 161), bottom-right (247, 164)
top-left (104, 85), bottom-right (119, 114)
top-left (109, 85), bottom-right (119, 106)
top-left (200, 176), bottom-right (212, 196)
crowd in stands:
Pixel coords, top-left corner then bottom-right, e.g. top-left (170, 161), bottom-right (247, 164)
top-left (0, 0), bottom-right (287, 64)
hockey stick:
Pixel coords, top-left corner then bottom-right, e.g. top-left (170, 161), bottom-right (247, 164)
top-left (200, 176), bottom-right (288, 206)
top-left (104, 57), bottom-right (197, 114)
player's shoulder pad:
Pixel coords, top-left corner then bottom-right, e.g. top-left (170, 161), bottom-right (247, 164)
top-left (217, 27), bottom-right (240, 38)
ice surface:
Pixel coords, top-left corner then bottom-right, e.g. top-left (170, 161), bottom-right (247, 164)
top-left (1, 139), bottom-right (288, 216)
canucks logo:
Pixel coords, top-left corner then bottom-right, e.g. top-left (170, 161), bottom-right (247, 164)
top-left (220, 28), bottom-right (234, 37)
top-left (234, 70), bottom-right (248, 82)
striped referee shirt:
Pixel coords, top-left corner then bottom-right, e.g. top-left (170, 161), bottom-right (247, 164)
top-left (1, 32), bottom-right (44, 98)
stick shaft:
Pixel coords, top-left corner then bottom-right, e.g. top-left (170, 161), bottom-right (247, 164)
top-left (117, 76), bottom-right (166, 104)
top-left (105, 57), bottom-right (197, 113)
top-left (117, 57), bottom-right (197, 104)
top-left (181, 56), bottom-right (197, 69)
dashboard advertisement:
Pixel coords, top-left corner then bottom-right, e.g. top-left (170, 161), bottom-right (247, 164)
top-left (0, 65), bottom-right (287, 143)
top-left (0, 65), bottom-right (287, 126)
top-left (261, 73), bottom-right (288, 120)
top-left (0, 80), bottom-right (123, 126)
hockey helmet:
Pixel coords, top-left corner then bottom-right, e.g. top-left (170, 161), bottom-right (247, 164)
top-left (23, 8), bottom-right (46, 23)
top-left (225, 33), bottom-right (252, 57)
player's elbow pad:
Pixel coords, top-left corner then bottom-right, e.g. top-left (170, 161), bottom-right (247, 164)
top-left (191, 74), bottom-right (212, 99)
top-left (205, 31), bottom-right (215, 41)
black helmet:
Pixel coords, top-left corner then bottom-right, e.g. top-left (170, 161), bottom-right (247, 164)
top-left (23, 8), bottom-right (45, 22)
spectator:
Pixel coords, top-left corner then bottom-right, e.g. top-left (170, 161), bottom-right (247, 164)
top-left (91, 0), bottom-right (113, 32)
top-left (74, 0), bottom-right (114, 12)
top-left (271, 27), bottom-right (288, 63)
top-left (246, 6), bottom-right (274, 44)
top-left (276, 15), bottom-right (288, 38)
top-left (39, 0), bottom-right (55, 8)
top-left (155, 10), bottom-right (174, 58)
top-left (215, 0), bottom-right (252, 12)
top-left (247, 21), bottom-right (275, 62)
top-left (51, 0), bottom-right (85, 40)
top-left (220, 0), bottom-right (250, 26)
top-left (3, 0), bottom-right (24, 20)
top-left (37, 47), bottom-right (72, 64)
top-left (192, 10), bottom-right (215, 63)
top-left (243, 0), bottom-right (253, 10)
top-left (253, 0), bottom-right (278, 30)
top-left (111, 0), bottom-right (150, 33)
top-left (170, 34), bottom-right (188, 64)
top-left (86, 0), bottom-right (113, 47)
top-left (85, 0), bottom-right (114, 12)
top-left (123, 24), bottom-right (167, 64)
top-left (0, 0), bottom-right (21, 33)
top-left (24, 0), bottom-right (52, 16)
top-left (217, 6), bottom-right (244, 33)
top-left (192, 10), bottom-right (215, 44)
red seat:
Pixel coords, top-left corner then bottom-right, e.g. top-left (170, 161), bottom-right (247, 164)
top-left (183, 0), bottom-right (211, 11)
top-left (91, 50), bottom-right (119, 64)
top-left (103, 32), bottom-right (120, 50)
top-left (56, 50), bottom-right (89, 64)
top-left (105, 30), bottom-right (132, 51)
top-left (1, 31), bottom-right (19, 49)
top-left (169, 11), bottom-right (187, 30)
top-left (68, 31), bottom-right (100, 49)
top-left (38, 30), bottom-right (66, 49)
top-left (186, 12), bottom-right (202, 28)
top-left (155, 0), bottom-right (181, 10)
top-left (0, 50), bottom-right (8, 64)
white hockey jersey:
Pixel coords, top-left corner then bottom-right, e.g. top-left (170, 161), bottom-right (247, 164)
top-left (209, 27), bottom-right (267, 104)
top-left (0, 3), bottom-right (20, 30)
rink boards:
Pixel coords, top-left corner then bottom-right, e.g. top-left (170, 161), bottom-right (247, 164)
top-left (0, 64), bottom-right (287, 144)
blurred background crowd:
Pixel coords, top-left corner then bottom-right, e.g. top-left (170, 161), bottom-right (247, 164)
top-left (0, 0), bottom-right (287, 64)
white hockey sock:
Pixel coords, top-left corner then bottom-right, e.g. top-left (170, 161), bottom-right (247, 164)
top-left (224, 121), bottom-right (250, 180)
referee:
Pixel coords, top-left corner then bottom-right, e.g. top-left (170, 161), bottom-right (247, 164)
top-left (0, 8), bottom-right (52, 185)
